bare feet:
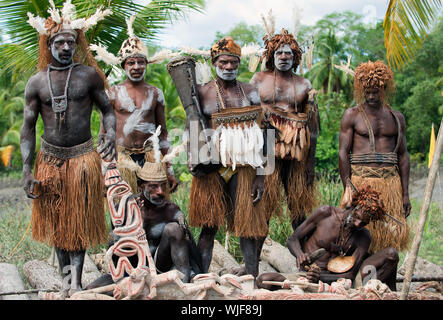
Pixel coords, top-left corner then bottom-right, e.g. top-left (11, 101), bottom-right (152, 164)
top-left (231, 265), bottom-right (247, 276)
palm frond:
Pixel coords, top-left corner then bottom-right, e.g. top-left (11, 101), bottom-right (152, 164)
top-left (0, 0), bottom-right (205, 73)
top-left (383, 0), bottom-right (442, 69)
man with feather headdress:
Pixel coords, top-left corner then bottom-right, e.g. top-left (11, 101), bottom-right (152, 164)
top-left (21, 0), bottom-right (115, 296)
top-left (251, 21), bottom-right (320, 231)
top-left (90, 16), bottom-right (178, 195)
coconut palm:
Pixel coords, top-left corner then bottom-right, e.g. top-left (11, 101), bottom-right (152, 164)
top-left (383, 0), bottom-right (442, 69)
top-left (306, 30), bottom-right (352, 96)
top-left (0, 0), bottom-right (204, 75)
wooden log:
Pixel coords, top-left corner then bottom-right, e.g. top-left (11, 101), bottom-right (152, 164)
top-left (0, 263), bottom-right (29, 300)
top-left (46, 253), bottom-right (104, 288)
top-left (208, 259), bottom-right (223, 275)
top-left (259, 261), bottom-right (277, 274)
top-left (401, 118), bottom-right (443, 300)
top-left (260, 237), bottom-right (299, 273)
top-left (211, 240), bottom-right (240, 273)
top-left (23, 260), bottom-right (63, 290)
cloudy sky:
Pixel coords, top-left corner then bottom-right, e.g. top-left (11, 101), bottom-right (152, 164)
top-left (156, 0), bottom-right (389, 49)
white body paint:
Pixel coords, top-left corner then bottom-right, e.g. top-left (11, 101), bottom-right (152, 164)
top-left (50, 34), bottom-right (75, 65)
top-left (274, 44), bottom-right (294, 72)
top-left (117, 85), bottom-right (157, 137)
top-left (216, 66), bottom-right (238, 81)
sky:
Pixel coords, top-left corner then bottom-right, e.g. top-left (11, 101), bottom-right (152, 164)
top-left (156, 0), bottom-right (390, 49)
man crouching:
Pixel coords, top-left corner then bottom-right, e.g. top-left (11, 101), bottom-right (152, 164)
top-left (86, 161), bottom-right (201, 290)
top-left (136, 161), bottom-right (201, 283)
top-left (257, 186), bottom-right (400, 291)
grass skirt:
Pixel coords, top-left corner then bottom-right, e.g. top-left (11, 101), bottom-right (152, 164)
top-left (340, 165), bottom-right (410, 253)
top-left (31, 150), bottom-right (108, 251)
top-left (189, 167), bottom-right (271, 239)
top-left (263, 158), bottom-right (318, 222)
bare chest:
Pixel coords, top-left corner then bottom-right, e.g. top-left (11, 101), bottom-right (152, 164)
top-left (354, 111), bottom-right (398, 140)
top-left (200, 85), bottom-right (250, 122)
top-left (257, 76), bottom-right (308, 112)
top-left (39, 70), bottom-right (91, 106)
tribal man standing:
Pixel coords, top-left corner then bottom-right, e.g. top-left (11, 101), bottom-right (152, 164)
top-left (339, 60), bottom-right (410, 253)
top-left (183, 37), bottom-right (268, 278)
top-left (251, 29), bottom-right (320, 230)
top-left (91, 16), bottom-right (177, 195)
top-left (21, 2), bottom-right (115, 296)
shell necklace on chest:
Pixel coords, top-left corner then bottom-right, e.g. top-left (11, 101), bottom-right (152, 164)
top-left (46, 63), bottom-right (78, 130)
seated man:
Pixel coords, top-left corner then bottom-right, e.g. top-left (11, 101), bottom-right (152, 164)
top-left (86, 161), bottom-right (201, 290)
top-left (257, 186), bottom-right (400, 291)
top-left (135, 161), bottom-right (201, 283)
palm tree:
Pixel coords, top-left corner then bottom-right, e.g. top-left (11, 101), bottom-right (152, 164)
top-left (0, 0), bottom-right (204, 75)
top-left (383, 0), bottom-right (442, 69)
top-left (306, 30), bottom-right (352, 95)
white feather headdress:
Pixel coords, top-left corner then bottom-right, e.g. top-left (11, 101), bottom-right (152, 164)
top-left (90, 15), bottom-right (180, 67)
top-left (27, 0), bottom-right (111, 39)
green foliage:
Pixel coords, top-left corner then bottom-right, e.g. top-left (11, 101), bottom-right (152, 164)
top-left (393, 19), bottom-right (443, 160)
top-left (0, 0), bottom-right (204, 74)
top-left (315, 92), bottom-right (350, 177)
top-left (383, 0), bottom-right (442, 70)
top-left (214, 21), bottom-right (265, 47)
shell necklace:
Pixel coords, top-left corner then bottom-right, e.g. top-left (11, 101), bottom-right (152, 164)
top-left (47, 63), bottom-right (78, 130)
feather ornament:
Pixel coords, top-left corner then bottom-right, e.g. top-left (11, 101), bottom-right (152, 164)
top-left (148, 125), bottom-right (162, 163)
top-left (195, 60), bottom-right (213, 85)
top-left (82, 8), bottom-right (112, 31)
top-left (161, 140), bottom-right (186, 163)
top-left (27, 13), bottom-right (47, 35)
top-left (90, 43), bottom-right (119, 65)
top-left (126, 15), bottom-right (136, 38)
top-left (219, 127), bottom-right (227, 167)
top-left (62, 0), bottom-right (76, 21)
top-left (261, 9), bottom-right (275, 39)
top-left (48, 0), bottom-right (62, 24)
top-left (241, 44), bottom-right (261, 58)
top-left (148, 49), bottom-right (180, 65)
top-left (119, 158), bottom-right (142, 171)
top-left (179, 46), bottom-right (211, 58)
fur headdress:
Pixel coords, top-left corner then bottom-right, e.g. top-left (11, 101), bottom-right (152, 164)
top-left (90, 15), bottom-right (180, 67)
top-left (354, 60), bottom-right (395, 104)
top-left (27, 0), bottom-right (111, 40)
top-left (210, 36), bottom-right (242, 63)
top-left (263, 28), bottom-right (303, 72)
top-left (351, 185), bottom-right (385, 222)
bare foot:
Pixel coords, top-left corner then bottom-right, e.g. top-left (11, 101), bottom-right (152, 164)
top-left (231, 265), bottom-right (247, 276)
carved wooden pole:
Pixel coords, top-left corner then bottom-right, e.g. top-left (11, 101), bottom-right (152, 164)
top-left (400, 118), bottom-right (443, 300)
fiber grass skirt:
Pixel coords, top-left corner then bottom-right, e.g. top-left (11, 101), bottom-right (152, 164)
top-left (189, 167), bottom-right (271, 239)
top-left (31, 150), bottom-right (108, 251)
top-left (340, 165), bottom-right (410, 253)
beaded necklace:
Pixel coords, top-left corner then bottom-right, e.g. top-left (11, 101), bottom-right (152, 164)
top-left (214, 78), bottom-right (245, 111)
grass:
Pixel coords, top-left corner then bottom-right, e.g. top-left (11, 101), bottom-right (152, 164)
top-left (1, 176), bottom-right (441, 281)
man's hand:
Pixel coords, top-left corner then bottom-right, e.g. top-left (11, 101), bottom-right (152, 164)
top-left (23, 172), bottom-right (40, 199)
top-left (403, 195), bottom-right (411, 218)
top-left (306, 265), bottom-right (320, 283)
top-left (168, 174), bottom-right (178, 193)
top-left (296, 253), bottom-right (311, 269)
top-left (97, 133), bottom-right (116, 161)
top-left (251, 175), bottom-right (265, 205)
